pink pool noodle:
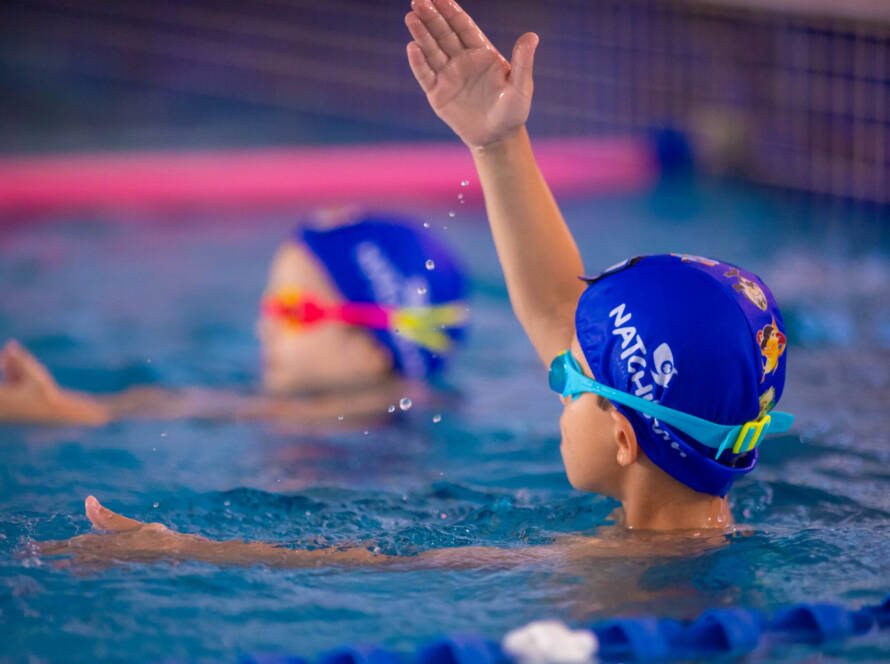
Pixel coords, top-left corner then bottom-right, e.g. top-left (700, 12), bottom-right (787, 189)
top-left (0, 138), bottom-right (655, 216)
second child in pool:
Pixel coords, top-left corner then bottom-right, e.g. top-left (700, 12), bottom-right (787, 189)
top-left (0, 209), bottom-right (468, 425)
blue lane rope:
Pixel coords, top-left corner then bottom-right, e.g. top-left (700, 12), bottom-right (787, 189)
top-left (237, 595), bottom-right (890, 664)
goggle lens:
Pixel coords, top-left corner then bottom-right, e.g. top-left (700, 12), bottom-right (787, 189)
top-left (548, 353), bottom-right (569, 396)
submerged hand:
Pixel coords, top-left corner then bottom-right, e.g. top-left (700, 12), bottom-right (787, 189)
top-left (405, 0), bottom-right (538, 148)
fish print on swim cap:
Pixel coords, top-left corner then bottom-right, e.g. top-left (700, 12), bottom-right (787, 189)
top-left (757, 317), bottom-right (787, 383)
top-left (725, 268), bottom-right (768, 311)
top-left (575, 254), bottom-right (787, 497)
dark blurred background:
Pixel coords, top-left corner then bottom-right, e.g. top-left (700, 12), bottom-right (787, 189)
top-left (1, 0), bottom-right (888, 204)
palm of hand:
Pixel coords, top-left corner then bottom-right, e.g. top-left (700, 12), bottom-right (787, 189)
top-left (405, 0), bottom-right (537, 149)
top-left (429, 48), bottom-right (529, 148)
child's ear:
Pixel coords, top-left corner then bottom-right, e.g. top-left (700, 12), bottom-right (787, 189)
top-left (610, 408), bottom-right (639, 467)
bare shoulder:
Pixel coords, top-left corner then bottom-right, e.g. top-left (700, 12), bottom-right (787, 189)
top-left (553, 528), bottom-right (735, 559)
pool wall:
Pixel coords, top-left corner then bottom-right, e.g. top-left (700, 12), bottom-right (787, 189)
top-left (1, 0), bottom-right (888, 204)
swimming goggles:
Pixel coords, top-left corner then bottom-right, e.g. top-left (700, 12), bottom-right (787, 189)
top-left (549, 351), bottom-right (794, 458)
top-left (261, 287), bottom-right (468, 352)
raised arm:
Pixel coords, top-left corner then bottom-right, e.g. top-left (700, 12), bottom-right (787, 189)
top-left (405, 0), bottom-right (585, 365)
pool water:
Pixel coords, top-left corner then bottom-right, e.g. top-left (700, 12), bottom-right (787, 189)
top-left (2, 179), bottom-right (890, 662)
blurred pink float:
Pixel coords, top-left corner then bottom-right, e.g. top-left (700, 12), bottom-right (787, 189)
top-left (0, 138), bottom-right (655, 217)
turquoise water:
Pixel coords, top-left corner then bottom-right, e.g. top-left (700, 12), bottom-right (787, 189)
top-left (2, 179), bottom-right (890, 662)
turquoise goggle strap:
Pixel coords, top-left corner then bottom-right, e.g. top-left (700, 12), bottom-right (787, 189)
top-left (554, 351), bottom-right (794, 459)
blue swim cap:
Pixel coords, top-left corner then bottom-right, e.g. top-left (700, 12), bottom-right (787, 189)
top-left (298, 214), bottom-right (468, 379)
top-left (575, 254), bottom-right (787, 497)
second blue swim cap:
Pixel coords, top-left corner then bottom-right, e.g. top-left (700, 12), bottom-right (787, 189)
top-left (298, 214), bottom-right (468, 379)
top-left (575, 254), bottom-right (788, 497)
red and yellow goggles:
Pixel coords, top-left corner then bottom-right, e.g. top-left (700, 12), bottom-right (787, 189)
top-left (261, 287), bottom-right (467, 352)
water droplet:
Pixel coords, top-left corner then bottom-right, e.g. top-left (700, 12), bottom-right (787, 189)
top-left (460, 179), bottom-right (469, 187)
top-left (387, 405), bottom-right (396, 413)
top-left (442, 225), bottom-right (448, 230)
top-left (224, 500), bottom-right (230, 507)
top-left (432, 414), bottom-right (442, 423)
top-left (448, 211), bottom-right (455, 218)
top-left (337, 415), bottom-right (344, 421)
top-left (423, 222), bottom-right (431, 228)
top-left (440, 513), bottom-right (447, 519)
top-left (417, 286), bottom-right (428, 295)
top-left (425, 259), bottom-right (435, 270)
top-left (399, 397), bottom-right (413, 411)
top-left (146, 358), bottom-right (152, 364)
top-left (152, 502), bottom-right (159, 508)
top-left (459, 199), bottom-right (465, 204)
top-left (151, 447), bottom-right (157, 452)
top-left (457, 193), bottom-right (464, 200)
top-left (363, 430), bottom-right (369, 435)
top-left (160, 432), bottom-right (167, 437)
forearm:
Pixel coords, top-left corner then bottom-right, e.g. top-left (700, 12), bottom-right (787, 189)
top-left (471, 126), bottom-right (585, 364)
top-left (170, 538), bottom-right (394, 568)
top-left (0, 388), bottom-right (112, 426)
top-left (102, 387), bottom-right (248, 421)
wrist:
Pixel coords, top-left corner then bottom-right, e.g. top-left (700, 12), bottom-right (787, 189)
top-left (468, 125), bottom-right (528, 157)
top-left (51, 389), bottom-right (111, 425)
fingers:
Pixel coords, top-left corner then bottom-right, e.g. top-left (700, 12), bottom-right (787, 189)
top-left (410, 0), bottom-right (465, 58)
top-left (85, 495), bottom-right (144, 532)
top-left (407, 42), bottom-right (437, 93)
top-left (1, 340), bottom-right (25, 382)
top-left (509, 32), bottom-right (539, 97)
top-left (429, 0), bottom-right (488, 49)
top-left (0, 339), bottom-right (53, 387)
top-left (405, 12), bottom-right (448, 71)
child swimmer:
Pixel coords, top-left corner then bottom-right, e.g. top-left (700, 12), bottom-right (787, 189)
top-left (0, 210), bottom-right (468, 425)
top-left (38, 0), bottom-right (794, 567)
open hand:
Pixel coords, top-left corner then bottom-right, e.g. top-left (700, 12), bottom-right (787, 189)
top-left (405, 0), bottom-right (538, 148)
top-left (0, 340), bottom-right (108, 424)
top-left (0, 340), bottom-right (63, 421)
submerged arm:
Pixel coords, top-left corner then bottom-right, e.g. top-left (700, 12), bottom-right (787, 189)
top-left (405, 0), bottom-right (584, 365)
top-left (37, 498), bottom-right (726, 571)
top-left (38, 497), bottom-right (554, 571)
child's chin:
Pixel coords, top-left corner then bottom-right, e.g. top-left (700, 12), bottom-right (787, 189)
top-left (262, 370), bottom-right (300, 395)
